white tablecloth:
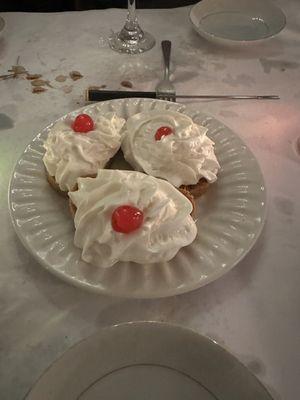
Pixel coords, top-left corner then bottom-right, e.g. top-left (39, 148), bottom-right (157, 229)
top-left (0, 2), bottom-right (299, 399)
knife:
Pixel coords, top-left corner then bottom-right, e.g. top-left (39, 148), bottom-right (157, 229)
top-left (86, 88), bottom-right (157, 102)
top-left (86, 88), bottom-right (279, 102)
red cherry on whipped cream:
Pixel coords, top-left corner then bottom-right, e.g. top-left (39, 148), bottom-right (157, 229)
top-left (155, 126), bottom-right (173, 141)
top-left (111, 205), bottom-right (144, 234)
top-left (72, 114), bottom-right (94, 133)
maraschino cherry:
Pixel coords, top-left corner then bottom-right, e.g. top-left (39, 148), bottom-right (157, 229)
top-left (111, 205), bottom-right (144, 234)
top-left (72, 114), bottom-right (94, 133)
top-left (155, 126), bottom-right (173, 141)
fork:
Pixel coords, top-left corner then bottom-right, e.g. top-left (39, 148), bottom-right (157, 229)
top-left (155, 40), bottom-right (176, 102)
top-left (155, 41), bottom-right (279, 102)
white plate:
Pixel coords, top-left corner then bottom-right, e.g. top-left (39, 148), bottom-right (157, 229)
top-left (25, 322), bottom-right (273, 400)
top-left (9, 98), bottom-right (266, 298)
top-left (189, 0), bottom-right (286, 44)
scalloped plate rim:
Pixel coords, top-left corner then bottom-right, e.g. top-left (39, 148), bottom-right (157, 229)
top-left (8, 98), bottom-right (267, 298)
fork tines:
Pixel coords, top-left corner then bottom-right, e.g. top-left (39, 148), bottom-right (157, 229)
top-left (156, 93), bottom-right (176, 102)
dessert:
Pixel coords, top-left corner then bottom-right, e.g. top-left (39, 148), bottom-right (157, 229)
top-left (121, 110), bottom-right (220, 197)
top-left (68, 169), bottom-right (197, 268)
top-left (43, 112), bottom-right (125, 193)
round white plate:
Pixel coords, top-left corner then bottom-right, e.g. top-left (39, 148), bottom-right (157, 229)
top-left (25, 322), bottom-right (273, 400)
top-left (9, 98), bottom-right (266, 298)
top-left (189, 0), bottom-right (286, 44)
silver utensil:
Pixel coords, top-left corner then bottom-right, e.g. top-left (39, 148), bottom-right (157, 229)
top-left (155, 40), bottom-right (279, 102)
top-left (86, 89), bottom-right (280, 102)
top-left (162, 94), bottom-right (280, 101)
top-left (155, 40), bottom-right (176, 101)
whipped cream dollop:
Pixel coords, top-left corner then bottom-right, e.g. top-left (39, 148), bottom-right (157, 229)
top-left (43, 112), bottom-right (125, 191)
top-left (69, 170), bottom-right (197, 268)
top-left (121, 110), bottom-right (220, 187)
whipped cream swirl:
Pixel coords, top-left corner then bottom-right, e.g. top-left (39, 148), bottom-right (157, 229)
top-left (43, 112), bottom-right (125, 191)
top-left (69, 170), bottom-right (197, 268)
top-left (121, 110), bottom-right (220, 187)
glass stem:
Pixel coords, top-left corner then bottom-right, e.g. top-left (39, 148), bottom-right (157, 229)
top-left (109, 0), bottom-right (155, 53)
top-left (125, 0), bottom-right (139, 31)
top-left (128, 0), bottom-right (136, 23)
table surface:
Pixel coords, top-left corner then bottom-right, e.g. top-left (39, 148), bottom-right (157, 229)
top-left (0, 2), bottom-right (299, 399)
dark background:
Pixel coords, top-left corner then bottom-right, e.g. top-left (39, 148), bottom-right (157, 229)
top-left (0, 1), bottom-right (198, 12)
